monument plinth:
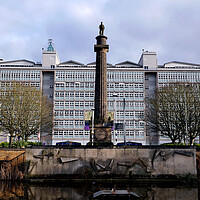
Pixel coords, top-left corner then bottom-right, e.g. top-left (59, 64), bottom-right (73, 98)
top-left (90, 22), bottom-right (112, 146)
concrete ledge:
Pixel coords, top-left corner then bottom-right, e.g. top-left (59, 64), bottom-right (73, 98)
top-left (25, 147), bottom-right (197, 179)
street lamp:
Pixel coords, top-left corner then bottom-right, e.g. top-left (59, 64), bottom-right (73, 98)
top-left (74, 81), bottom-right (80, 142)
top-left (113, 93), bottom-right (118, 145)
top-left (123, 98), bottom-right (126, 146)
top-left (91, 108), bottom-right (95, 146)
top-left (184, 84), bottom-right (189, 145)
top-left (120, 83), bottom-right (126, 146)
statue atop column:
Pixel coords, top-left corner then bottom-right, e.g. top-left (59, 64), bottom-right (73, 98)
top-left (94, 22), bottom-right (109, 123)
top-left (99, 22), bottom-right (105, 36)
top-left (91, 22), bottom-right (112, 146)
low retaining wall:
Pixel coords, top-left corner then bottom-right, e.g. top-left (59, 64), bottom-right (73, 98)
top-left (25, 147), bottom-right (197, 178)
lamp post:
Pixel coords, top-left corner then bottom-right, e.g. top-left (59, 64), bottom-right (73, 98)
top-left (113, 93), bottom-right (118, 145)
top-left (91, 108), bottom-right (95, 146)
top-left (120, 82), bottom-right (126, 146)
top-left (123, 98), bottom-right (126, 146)
top-left (74, 82), bottom-right (80, 142)
top-left (184, 84), bottom-right (189, 145)
top-left (184, 92), bottom-right (188, 144)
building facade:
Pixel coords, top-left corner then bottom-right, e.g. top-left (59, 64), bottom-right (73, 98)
top-left (0, 40), bottom-right (200, 145)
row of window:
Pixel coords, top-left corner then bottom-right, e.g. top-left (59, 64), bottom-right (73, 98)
top-left (158, 72), bottom-right (200, 82)
top-left (116, 111), bottom-right (144, 119)
top-left (2, 71), bottom-right (200, 84)
top-left (55, 91), bottom-right (95, 100)
top-left (0, 71), bottom-right (41, 81)
top-left (55, 71), bottom-right (144, 82)
top-left (55, 101), bottom-right (94, 109)
top-left (0, 81), bottom-right (40, 88)
top-left (54, 110), bottom-right (144, 119)
top-left (55, 82), bottom-right (144, 92)
top-left (55, 100), bottom-right (144, 106)
top-left (107, 71), bottom-right (143, 82)
top-left (108, 101), bottom-right (144, 110)
top-left (54, 119), bottom-right (144, 129)
top-left (55, 82), bottom-right (94, 90)
top-left (107, 83), bottom-right (143, 91)
top-left (53, 130), bottom-right (90, 138)
top-left (55, 100), bottom-right (144, 111)
top-left (54, 91), bottom-right (144, 101)
top-left (56, 71), bottom-right (95, 81)
top-left (55, 120), bottom-right (84, 128)
top-left (107, 92), bottom-right (144, 100)
top-left (53, 129), bottom-right (144, 139)
top-left (114, 130), bottom-right (144, 139)
top-left (55, 110), bottom-right (84, 119)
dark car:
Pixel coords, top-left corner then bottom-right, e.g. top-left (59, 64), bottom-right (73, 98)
top-left (56, 141), bottom-right (81, 146)
top-left (116, 142), bottom-right (142, 146)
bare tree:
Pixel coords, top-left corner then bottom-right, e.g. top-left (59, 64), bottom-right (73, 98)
top-left (145, 83), bottom-right (200, 145)
top-left (0, 83), bottom-right (53, 146)
top-left (185, 84), bottom-right (200, 145)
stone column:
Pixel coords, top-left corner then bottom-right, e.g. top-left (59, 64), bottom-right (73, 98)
top-left (90, 22), bottom-right (112, 146)
top-left (94, 24), bottom-right (109, 124)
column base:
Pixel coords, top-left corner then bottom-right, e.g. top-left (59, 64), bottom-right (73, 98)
top-left (89, 123), bottom-right (113, 147)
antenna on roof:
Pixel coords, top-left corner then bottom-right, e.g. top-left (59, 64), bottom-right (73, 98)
top-left (47, 39), bottom-right (55, 51)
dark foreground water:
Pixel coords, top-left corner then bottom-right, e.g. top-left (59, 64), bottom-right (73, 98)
top-left (0, 180), bottom-right (199, 200)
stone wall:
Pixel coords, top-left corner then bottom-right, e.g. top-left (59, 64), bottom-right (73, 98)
top-left (25, 147), bottom-right (197, 178)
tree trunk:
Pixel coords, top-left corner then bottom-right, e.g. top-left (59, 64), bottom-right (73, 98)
top-left (183, 135), bottom-right (186, 144)
top-left (25, 135), bottom-right (29, 142)
top-left (171, 138), bottom-right (176, 144)
top-left (9, 135), bottom-right (14, 147)
top-left (190, 138), bottom-right (195, 146)
top-left (178, 138), bottom-right (182, 144)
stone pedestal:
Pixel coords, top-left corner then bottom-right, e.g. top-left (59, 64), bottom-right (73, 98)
top-left (90, 124), bottom-right (112, 146)
top-left (94, 124), bottom-right (112, 142)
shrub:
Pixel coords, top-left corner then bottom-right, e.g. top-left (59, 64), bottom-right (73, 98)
top-left (0, 142), bottom-right (9, 148)
top-left (0, 141), bottom-right (43, 148)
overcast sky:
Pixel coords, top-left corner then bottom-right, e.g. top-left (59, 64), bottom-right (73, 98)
top-left (0, 0), bottom-right (200, 65)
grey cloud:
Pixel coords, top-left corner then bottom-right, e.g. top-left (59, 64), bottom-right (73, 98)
top-left (0, 0), bottom-right (200, 65)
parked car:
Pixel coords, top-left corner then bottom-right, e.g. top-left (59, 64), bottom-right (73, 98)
top-left (116, 141), bottom-right (142, 146)
top-left (56, 141), bottom-right (81, 146)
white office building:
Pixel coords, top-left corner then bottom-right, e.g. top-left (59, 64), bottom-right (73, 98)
top-left (0, 40), bottom-right (200, 145)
